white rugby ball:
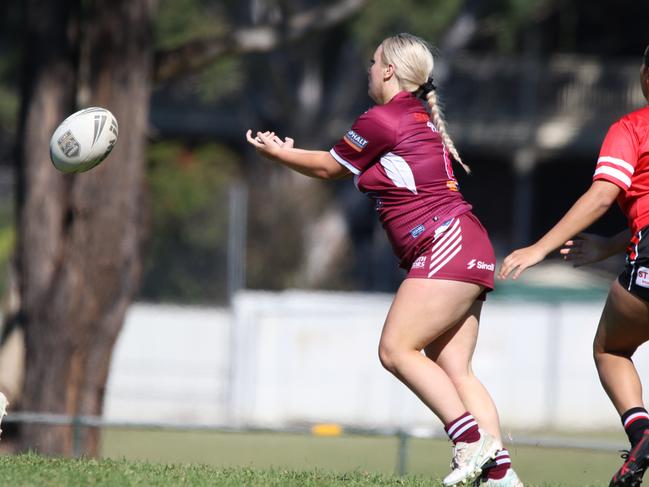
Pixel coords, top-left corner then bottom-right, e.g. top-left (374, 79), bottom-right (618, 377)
top-left (49, 107), bottom-right (118, 173)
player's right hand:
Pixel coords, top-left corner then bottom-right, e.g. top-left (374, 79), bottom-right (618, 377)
top-left (498, 244), bottom-right (547, 280)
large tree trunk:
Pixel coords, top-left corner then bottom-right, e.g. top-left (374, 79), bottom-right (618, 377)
top-left (17, 0), bottom-right (156, 455)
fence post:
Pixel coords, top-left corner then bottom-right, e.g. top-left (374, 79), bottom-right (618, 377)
top-left (396, 430), bottom-right (409, 476)
top-left (72, 416), bottom-right (82, 457)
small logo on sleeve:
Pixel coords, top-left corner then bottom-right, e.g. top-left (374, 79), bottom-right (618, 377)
top-left (343, 130), bottom-right (368, 152)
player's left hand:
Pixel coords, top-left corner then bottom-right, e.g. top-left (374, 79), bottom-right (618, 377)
top-left (245, 130), bottom-right (293, 159)
top-left (498, 245), bottom-right (547, 280)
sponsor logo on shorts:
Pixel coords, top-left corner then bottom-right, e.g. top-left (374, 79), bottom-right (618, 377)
top-left (410, 224), bottom-right (425, 238)
top-left (446, 180), bottom-right (458, 191)
top-left (467, 259), bottom-right (494, 271)
top-left (636, 267), bottom-right (649, 288)
top-left (412, 256), bottom-right (426, 269)
top-left (343, 130), bottom-right (368, 152)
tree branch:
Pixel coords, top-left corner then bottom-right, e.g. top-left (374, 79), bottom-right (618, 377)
top-left (154, 0), bottom-right (367, 83)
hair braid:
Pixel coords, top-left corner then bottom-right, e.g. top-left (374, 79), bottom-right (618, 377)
top-left (426, 90), bottom-right (471, 175)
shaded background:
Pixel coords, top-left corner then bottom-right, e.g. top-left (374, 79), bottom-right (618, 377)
top-left (0, 0), bottom-right (646, 465)
top-left (0, 0), bottom-right (645, 301)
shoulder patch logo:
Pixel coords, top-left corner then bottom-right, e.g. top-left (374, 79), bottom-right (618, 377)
top-left (343, 130), bottom-right (368, 152)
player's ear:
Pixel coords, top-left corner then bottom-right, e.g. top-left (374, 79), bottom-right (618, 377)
top-left (384, 63), bottom-right (395, 80)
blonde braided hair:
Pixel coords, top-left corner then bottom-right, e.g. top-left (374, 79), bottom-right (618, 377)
top-left (381, 33), bottom-right (470, 174)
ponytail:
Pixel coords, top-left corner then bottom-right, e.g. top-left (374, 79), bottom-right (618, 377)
top-left (426, 90), bottom-right (471, 174)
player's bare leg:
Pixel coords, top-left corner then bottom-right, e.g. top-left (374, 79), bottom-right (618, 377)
top-left (594, 280), bottom-right (649, 414)
top-left (379, 278), bottom-right (499, 485)
top-left (594, 280), bottom-right (649, 486)
top-left (426, 303), bottom-right (523, 486)
top-left (424, 301), bottom-right (501, 442)
top-left (379, 278), bottom-right (484, 421)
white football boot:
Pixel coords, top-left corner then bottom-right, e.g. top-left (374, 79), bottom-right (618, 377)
top-left (443, 429), bottom-right (501, 486)
top-left (473, 469), bottom-right (524, 486)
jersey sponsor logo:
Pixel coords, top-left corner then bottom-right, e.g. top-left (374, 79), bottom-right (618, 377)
top-left (446, 180), bottom-right (458, 191)
top-left (410, 224), bottom-right (425, 238)
top-left (412, 255), bottom-right (427, 269)
top-left (413, 112), bottom-right (429, 122)
top-left (636, 267), bottom-right (649, 288)
top-left (343, 130), bottom-right (368, 152)
top-left (467, 259), bottom-right (495, 271)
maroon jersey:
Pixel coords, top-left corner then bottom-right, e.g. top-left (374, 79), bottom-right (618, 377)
top-left (330, 91), bottom-right (472, 268)
top-left (592, 106), bottom-right (649, 234)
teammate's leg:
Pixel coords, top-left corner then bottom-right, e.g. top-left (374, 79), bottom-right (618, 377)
top-left (594, 280), bottom-right (649, 486)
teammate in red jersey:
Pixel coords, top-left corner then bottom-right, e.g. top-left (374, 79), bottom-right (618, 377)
top-left (499, 44), bottom-right (649, 487)
top-left (246, 33), bottom-right (521, 487)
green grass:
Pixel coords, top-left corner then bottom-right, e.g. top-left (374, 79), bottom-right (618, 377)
top-left (0, 453), bottom-right (445, 486)
top-left (98, 429), bottom-right (623, 486)
top-left (0, 428), bottom-right (630, 486)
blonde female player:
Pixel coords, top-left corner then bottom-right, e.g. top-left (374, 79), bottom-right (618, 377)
top-left (246, 33), bottom-right (522, 486)
top-left (499, 45), bottom-right (649, 487)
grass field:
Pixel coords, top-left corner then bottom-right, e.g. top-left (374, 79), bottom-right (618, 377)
top-left (2, 453), bottom-right (447, 486)
top-left (95, 429), bottom-right (628, 486)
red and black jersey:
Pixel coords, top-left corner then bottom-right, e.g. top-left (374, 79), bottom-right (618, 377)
top-left (330, 91), bottom-right (472, 268)
top-left (593, 106), bottom-right (649, 234)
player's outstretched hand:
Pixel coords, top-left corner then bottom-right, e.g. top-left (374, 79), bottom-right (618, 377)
top-left (560, 233), bottom-right (610, 267)
top-left (245, 130), bottom-right (294, 159)
top-left (498, 245), bottom-right (547, 280)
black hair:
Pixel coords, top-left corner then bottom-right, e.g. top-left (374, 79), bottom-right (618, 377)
top-left (644, 44), bottom-right (649, 68)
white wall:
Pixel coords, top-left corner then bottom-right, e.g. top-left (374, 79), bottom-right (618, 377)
top-left (104, 291), bottom-right (649, 431)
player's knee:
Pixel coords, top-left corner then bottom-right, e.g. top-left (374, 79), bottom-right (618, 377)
top-left (378, 337), bottom-right (406, 374)
top-left (593, 339), bottom-right (636, 365)
top-left (378, 340), bottom-right (397, 373)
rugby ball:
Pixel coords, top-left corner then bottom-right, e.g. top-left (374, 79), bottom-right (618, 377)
top-left (49, 107), bottom-right (118, 173)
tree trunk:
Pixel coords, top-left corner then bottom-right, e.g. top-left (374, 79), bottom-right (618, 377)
top-left (17, 0), bottom-right (156, 456)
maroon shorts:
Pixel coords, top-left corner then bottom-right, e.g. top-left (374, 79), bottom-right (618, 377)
top-left (406, 212), bottom-right (495, 300)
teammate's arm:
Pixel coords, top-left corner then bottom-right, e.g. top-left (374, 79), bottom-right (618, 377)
top-left (246, 130), bottom-right (351, 180)
top-left (560, 229), bottom-right (629, 267)
top-left (499, 180), bottom-right (620, 279)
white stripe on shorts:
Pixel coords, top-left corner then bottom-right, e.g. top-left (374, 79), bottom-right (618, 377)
top-left (429, 228), bottom-right (462, 269)
top-left (431, 219), bottom-right (460, 253)
top-left (428, 242), bottom-right (463, 277)
top-left (428, 220), bottom-right (463, 277)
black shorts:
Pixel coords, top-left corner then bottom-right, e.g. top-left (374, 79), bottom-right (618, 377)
top-left (618, 225), bottom-right (649, 302)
